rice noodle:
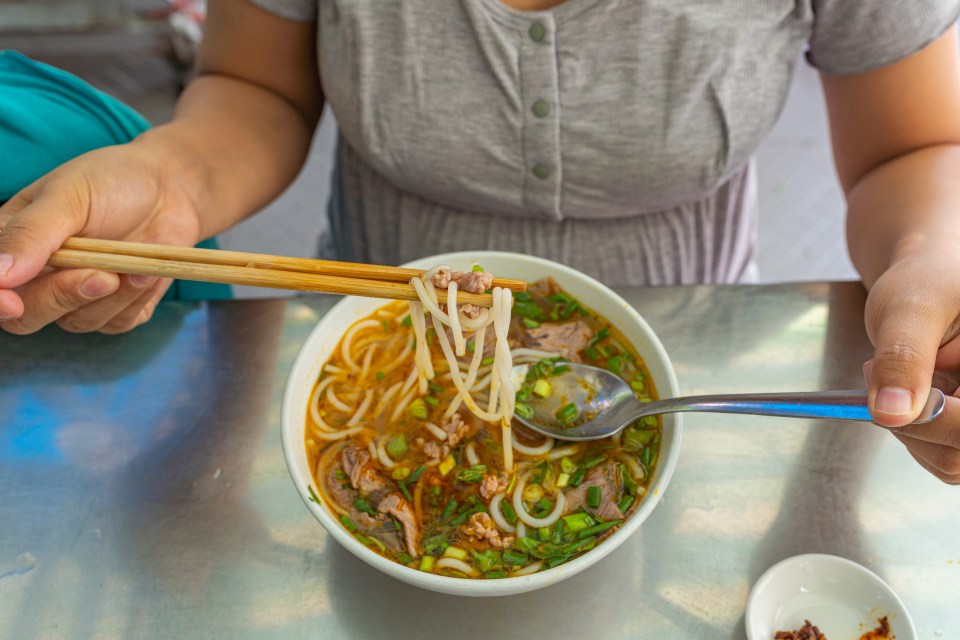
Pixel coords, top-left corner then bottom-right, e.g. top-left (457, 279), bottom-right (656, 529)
top-left (310, 424), bottom-right (366, 441)
top-left (510, 348), bottom-right (562, 360)
top-left (314, 443), bottom-right (349, 516)
top-left (379, 337), bottom-right (413, 375)
top-left (341, 319), bottom-right (378, 371)
top-left (359, 343), bottom-right (378, 379)
top-left (376, 438), bottom-right (397, 469)
top-left (309, 376), bottom-right (342, 432)
top-left (424, 422), bottom-right (447, 441)
top-left (488, 492), bottom-right (516, 534)
top-left (465, 442), bottom-right (479, 465)
top-left (390, 385), bottom-right (419, 423)
top-left (435, 557), bottom-right (478, 576)
top-left (430, 312), bottom-right (500, 423)
top-left (511, 561), bottom-right (543, 577)
top-left (618, 453), bottom-right (647, 483)
top-left (510, 432), bottom-right (555, 457)
top-left (512, 471), bottom-right (565, 527)
top-left (447, 281), bottom-right (466, 356)
top-left (373, 381), bottom-right (403, 417)
top-left (346, 390), bottom-right (373, 427)
top-left (326, 386), bottom-right (353, 413)
top-left (443, 308), bottom-right (488, 420)
top-left (516, 521), bottom-right (527, 539)
top-left (323, 364), bottom-right (345, 374)
top-left (545, 444), bottom-right (581, 461)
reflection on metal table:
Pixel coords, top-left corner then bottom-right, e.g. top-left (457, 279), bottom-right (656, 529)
top-left (1, 282), bottom-right (958, 639)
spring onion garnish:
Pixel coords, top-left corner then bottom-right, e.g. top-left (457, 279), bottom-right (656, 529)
top-left (555, 402), bottom-right (579, 424)
top-left (481, 356), bottom-right (496, 366)
top-left (424, 395), bottom-right (440, 407)
top-left (587, 485), bottom-right (602, 509)
top-left (621, 464), bottom-right (637, 495)
top-left (515, 402), bottom-right (534, 420)
top-left (443, 546), bottom-right (468, 560)
top-left (398, 552), bottom-right (413, 565)
top-left (455, 465), bottom-right (487, 483)
top-left (484, 571), bottom-right (508, 579)
top-left (533, 379), bottom-right (551, 398)
top-left (381, 319), bottom-right (389, 333)
top-left (577, 519), bottom-right (622, 539)
top-left (354, 498), bottom-right (377, 516)
top-left (583, 454), bottom-right (606, 469)
top-left (617, 495), bottom-right (635, 513)
top-left (561, 512), bottom-right (595, 533)
top-left (522, 318), bottom-right (540, 328)
top-left (630, 379), bottom-right (645, 392)
top-left (472, 264), bottom-right (485, 272)
top-left (471, 549), bottom-right (499, 572)
top-left (642, 446), bottom-right (654, 468)
top-left (556, 472), bottom-right (570, 488)
top-left (307, 484), bottom-right (321, 504)
top-left (398, 481), bottom-right (413, 502)
top-left (419, 556), bottom-right (436, 572)
top-left (387, 434), bottom-right (408, 458)
top-left (407, 464), bottom-right (427, 483)
top-left (375, 371), bottom-right (385, 382)
top-left (568, 466), bottom-right (586, 487)
top-left (408, 398), bottom-right (429, 420)
top-left (502, 550), bottom-right (529, 566)
top-left (339, 515), bottom-right (358, 532)
top-left (438, 455), bottom-right (456, 477)
top-left (441, 498), bottom-right (458, 521)
top-left (391, 466), bottom-right (410, 480)
top-left (500, 500), bottom-right (518, 524)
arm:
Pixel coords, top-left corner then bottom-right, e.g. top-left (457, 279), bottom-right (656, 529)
top-left (822, 25), bottom-right (960, 483)
top-left (0, 0), bottom-right (322, 333)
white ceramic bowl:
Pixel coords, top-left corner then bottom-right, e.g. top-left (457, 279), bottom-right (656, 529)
top-left (746, 554), bottom-right (917, 640)
top-left (281, 251), bottom-right (682, 596)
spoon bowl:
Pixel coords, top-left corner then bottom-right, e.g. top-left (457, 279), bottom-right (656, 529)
top-left (511, 363), bottom-right (946, 441)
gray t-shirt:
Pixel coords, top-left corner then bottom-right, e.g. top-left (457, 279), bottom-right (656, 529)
top-left (250, 0), bottom-right (959, 285)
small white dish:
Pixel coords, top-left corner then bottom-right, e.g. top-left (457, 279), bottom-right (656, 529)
top-left (746, 554), bottom-right (916, 640)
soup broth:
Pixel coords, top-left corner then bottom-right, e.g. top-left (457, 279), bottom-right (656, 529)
top-left (305, 277), bottom-right (661, 578)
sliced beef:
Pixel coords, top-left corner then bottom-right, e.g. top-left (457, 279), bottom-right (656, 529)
top-left (377, 494), bottom-right (422, 557)
top-left (563, 460), bottom-right (624, 522)
top-left (460, 303), bottom-right (481, 319)
top-left (523, 321), bottom-right (593, 362)
top-left (340, 445), bottom-right (423, 555)
top-left (323, 458), bottom-right (383, 529)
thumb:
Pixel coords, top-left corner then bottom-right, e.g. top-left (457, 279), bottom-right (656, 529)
top-left (0, 185), bottom-right (86, 288)
top-left (865, 294), bottom-right (947, 427)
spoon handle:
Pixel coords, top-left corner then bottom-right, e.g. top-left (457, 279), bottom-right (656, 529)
top-left (645, 388), bottom-right (945, 424)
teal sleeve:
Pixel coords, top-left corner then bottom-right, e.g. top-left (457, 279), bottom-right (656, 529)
top-left (0, 50), bottom-right (233, 302)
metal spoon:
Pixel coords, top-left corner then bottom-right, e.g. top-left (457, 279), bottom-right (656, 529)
top-left (510, 363), bottom-right (946, 442)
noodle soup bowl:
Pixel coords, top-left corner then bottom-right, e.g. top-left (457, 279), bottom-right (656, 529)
top-left (281, 252), bottom-right (682, 596)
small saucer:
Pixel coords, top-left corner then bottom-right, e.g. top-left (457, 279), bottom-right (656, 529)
top-left (745, 554), bottom-right (916, 640)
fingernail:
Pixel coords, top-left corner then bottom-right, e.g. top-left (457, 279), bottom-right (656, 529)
top-left (80, 274), bottom-right (115, 298)
top-left (876, 387), bottom-right (913, 416)
top-left (0, 253), bottom-right (13, 276)
top-left (128, 275), bottom-right (156, 288)
top-left (862, 360), bottom-right (874, 383)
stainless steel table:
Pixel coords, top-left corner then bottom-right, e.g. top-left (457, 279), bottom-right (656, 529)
top-left (2, 283), bottom-right (958, 639)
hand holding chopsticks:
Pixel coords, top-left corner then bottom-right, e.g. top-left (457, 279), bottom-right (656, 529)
top-left (45, 238), bottom-right (526, 306)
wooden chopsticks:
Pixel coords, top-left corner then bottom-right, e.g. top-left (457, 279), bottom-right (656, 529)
top-left (45, 237), bottom-right (527, 306)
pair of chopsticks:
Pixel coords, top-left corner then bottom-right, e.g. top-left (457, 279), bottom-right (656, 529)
top-left (45, 238), bottom-right (526, 307)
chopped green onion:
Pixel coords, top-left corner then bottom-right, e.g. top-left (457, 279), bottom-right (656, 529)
top-left (484, 570), bottom-right (508, 579)
top-left (429, 382), bottom-right (445, 394)
top-left (355, 533), bottom-right (372, 546)
top-left (583, 454), bottom-right (606, 469)
top-left (522, 317), bottom-right (540, 328)
top-left (642, 415), bottom-right (657, 427)
top-left (307, 484), bottom-right (322, 504)
top-left (381, 319), bottom-right (389, 333)
top-left (502, 550), bottom-right (529, 566)
top-left (617, 495), bottom-right (635, 513)
top-left (424, 396), bottom-right (440, 407)
top-left (513, 291), bottom-right (532, 302)
top-left (538, 527), bottom-right (551, 541)
top-left (642, 446), bottom-right (654, 468)
top-left (584, 346), bottom-right (601, 361)
top-left (547, 292), bottom-right (573, 304)
top-left (472, 264), bottom-right (484, 272)
top-left (455, 464), bottom-right (487, 483)
top-left (339, 515), bottom-right (358, 532)
top-left (544, 554), bottom-right (572, 569)
top-left (577, 519), bottom-right (622, 539)
top-left (354, 498), bottom-right (377, 516)
top-left (407, 464), bottom-right (426, 483)
top-left (535, 498), bottom-right (553, 515)
top-left (398, 551), bottom-right (413, 565)
top-left (513, 301), bottom-right (544, 320)
top-left (423, 533), bottom-right (449, 553)
top-left (562, 512), bottom-right (596, 533)
top-left (515, 387), bottom-right (532, 402)
top-left (376, 371), bottom-right (385, 382)
top-left (408, 398), bottom-right (428, 420)
top-left (441, 498), bottom-right (458, 521)
top-left (500, 500), bottom-right (518, 524)
top-left (621, 463), bottom-right (637, 495)
top-left (560, 301), bottom-right (580, 320)
top-left (443, 546), bottom-right (468, 560)
top-left (516, 536), bottom-right (538, 552)
top-left (555, 402), bottom-right (579, 424)
top-left (515, 402), bottom-right (534, 420)
top-left (630, 379), bottom-right (645, 393)
top-left (561, 536), bottom-right (596, 555)
top-left (533, 379), bottom-right (551, 398)
top-left (471, 549), bottom-right (499, 572)
top-left (587, 485), bottom-right (602, 509)
top-left (467, 339), bottom-right (476, 352)
top-left (588, 327), bottom-right (609, 347)
top-left (401, 315), bottom-right (413, 327)
top-left (556, 472), bottom-right (570, 488)
top-left (560, 457), bottom-right (577, 474)
top-left (568, 466), bottom-right (586, 487)
top-left (386, 434), bottom-right (408, 458)
top-left (367, 536), bottom-right (386, 552)
top-left (391, 466), bottom-right (410, 480)
top-left (481, 356), bottom-right (495, 366)
top-left (624, 427), bottom-right (657, 449)
top-left (419, 556), bottom-right (436, 571)
top-left (398, 481), bottom-right (413, 501)
top-left (607, 355), bottom-right (624, 377)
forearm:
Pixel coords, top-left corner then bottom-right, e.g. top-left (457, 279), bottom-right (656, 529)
top-left (846, 144), bottom-right (960, 288)
top-left (131, 74), bottom-right (320, 240)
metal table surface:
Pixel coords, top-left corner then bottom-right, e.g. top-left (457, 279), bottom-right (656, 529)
top-left (2, 282), bottom-right (958, 640)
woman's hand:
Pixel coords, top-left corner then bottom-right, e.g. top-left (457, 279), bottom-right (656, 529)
top-left (0, 143), bottom-right (201, 334)
top-left (862, 248), bottom-right (960, 484)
